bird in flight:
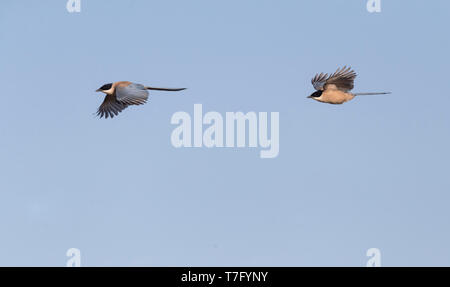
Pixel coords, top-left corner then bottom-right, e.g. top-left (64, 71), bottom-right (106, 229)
top-left (308, 66), bottom-right (390, 104)
top-left (95, 81), bottom-right (186, 118)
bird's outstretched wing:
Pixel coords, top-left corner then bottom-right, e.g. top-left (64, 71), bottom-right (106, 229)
top-left (96, 94), bottom-right (128, 119)
top-left (311, 72), bottom-right (329, 91)
top-left (324, 66), bottom-right (356, 92)
top-left (311, 66), bottom-right (357, 92)
top-left (115, 83), bottom-right (149, 106)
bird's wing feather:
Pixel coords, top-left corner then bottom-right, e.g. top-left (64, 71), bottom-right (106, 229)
top-left (115, 83), bottom-right (149, 106)
top-left (311, 72), bottom-right (329, 91)
top-left (96, 94), bottom-right (128, 119)
top-left (324, 66), bottom-right (356, 92)
top-left (311, 66), bottom-right (357, 92)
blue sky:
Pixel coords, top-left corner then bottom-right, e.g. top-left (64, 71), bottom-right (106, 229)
top-left (0, 0), bottom-right (449, 266)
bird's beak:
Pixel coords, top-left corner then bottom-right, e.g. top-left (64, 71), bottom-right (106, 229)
top-left (307, 95), bottom-right (312, 98)
top-left (95, 89), bottom-right (101, 92)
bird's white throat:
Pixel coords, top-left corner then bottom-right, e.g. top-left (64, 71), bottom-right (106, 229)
top-left (100, 88), bottom-right (115, 95)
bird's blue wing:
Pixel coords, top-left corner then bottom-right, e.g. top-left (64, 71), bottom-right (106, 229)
top-left (311, 72), bottom-right (328, 91)
top-left (96, 94), bottom-right (128, 119)
top-left (115, 83), bottom-right (149, 106)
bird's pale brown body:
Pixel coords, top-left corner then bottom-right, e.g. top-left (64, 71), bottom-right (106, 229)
top-left (113, 81), bottom-right (132, 91)
top-left (316, 88), bottom-right (355, 105)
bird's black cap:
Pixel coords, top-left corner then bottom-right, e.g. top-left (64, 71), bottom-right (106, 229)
top-left (308, 90), bottom-right (322, 98)
top-left (98, 83), bottom-right (113, 91)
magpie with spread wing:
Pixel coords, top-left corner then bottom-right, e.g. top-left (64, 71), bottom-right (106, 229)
top-left (95, 81), bottom-right (185, 119)
top-left (308, 66), bottom-right (390, 104)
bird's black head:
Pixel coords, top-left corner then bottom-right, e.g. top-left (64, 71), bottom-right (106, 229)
top-left (96, 83), bottom-right (113, 92)
top-left (307, 90), bottom-right (322, 99)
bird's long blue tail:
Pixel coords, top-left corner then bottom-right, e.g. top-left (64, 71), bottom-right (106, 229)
top-left (354, 92), bottom-right (391, 96)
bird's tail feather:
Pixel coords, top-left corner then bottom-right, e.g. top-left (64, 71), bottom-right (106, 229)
top-left (145, 86), bottom-right (186, 92)
top-left (353, 92), bottom-right (391, 96)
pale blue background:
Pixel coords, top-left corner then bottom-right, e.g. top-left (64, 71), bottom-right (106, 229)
top-left (0, 0), bottom-right (449, 266)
